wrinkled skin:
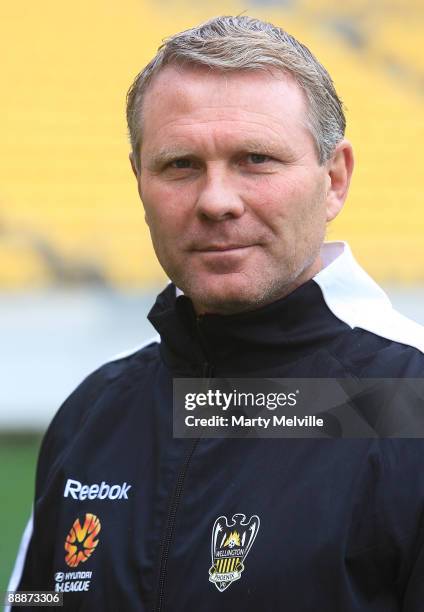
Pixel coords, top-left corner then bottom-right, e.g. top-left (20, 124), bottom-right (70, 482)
top-left (131, 65), bottom-right (353, 314)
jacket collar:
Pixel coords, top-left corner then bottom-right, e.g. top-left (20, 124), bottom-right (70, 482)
top-left (148, 243), bottom-right (353, 376)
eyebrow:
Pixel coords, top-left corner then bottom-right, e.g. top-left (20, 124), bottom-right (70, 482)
top-left (145, 140), bottom-right (294, 169)
top-left (237, 141), bottom-right (284, 155)
top-left (147, 147), bottom-right (194, 169)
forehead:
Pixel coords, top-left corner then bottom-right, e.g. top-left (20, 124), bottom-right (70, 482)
top-left (140, 64), bottom-right (312, 154)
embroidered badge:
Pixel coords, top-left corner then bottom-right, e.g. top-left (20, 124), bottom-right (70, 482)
top-left (64, 513), bottom-right (101, 567)
top-left (209, 513), bottom-right (260, 592)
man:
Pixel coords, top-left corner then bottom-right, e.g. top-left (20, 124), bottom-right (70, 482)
top-left (8, 15), bottom-right (424, 611)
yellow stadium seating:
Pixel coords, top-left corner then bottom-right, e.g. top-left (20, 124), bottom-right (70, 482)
top-left (0, 0), bottom-right (423, 287)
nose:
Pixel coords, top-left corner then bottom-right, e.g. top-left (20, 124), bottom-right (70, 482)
top-left (195, 167), bottom-right (245, 221)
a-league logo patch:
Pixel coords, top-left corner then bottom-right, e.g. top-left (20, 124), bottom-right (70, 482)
top-left (209, 513), bottom-right (260, 592)
top-left (64, 513), bottom-right (101, 568)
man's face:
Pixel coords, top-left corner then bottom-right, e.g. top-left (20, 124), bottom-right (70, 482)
top-left (133, 65), bottom-right (347, 314)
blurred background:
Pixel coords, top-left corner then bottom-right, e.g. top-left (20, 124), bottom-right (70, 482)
top-left (1, 0), bottom-right (423, 591)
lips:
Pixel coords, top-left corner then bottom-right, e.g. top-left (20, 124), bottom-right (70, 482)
top-left (193, 244), bottom-right (253, 252)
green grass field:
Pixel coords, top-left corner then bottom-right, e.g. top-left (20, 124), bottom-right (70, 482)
top-left (0, 435), bottom-right (42, 591)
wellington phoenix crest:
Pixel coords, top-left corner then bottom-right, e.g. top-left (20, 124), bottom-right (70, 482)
top-left (209, 513), bottom-right (260, 592)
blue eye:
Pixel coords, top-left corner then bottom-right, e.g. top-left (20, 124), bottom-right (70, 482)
top-left (171, 159), bottom-right (192, 169)
top-left (248, 154), bottom-right (270, 164)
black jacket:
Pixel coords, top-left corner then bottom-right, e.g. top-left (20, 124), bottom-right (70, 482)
top-left (9, 243), bottom-right (424, 611)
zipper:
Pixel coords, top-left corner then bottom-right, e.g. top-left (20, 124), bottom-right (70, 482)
top-left (155, 437), bottom-right (200, 612)
top-left (154, 317), bottom-right (214, 611)
top-left (196, 317), bottom-right (215, 379)
top-left (202, 361), bottom-right (214, 378)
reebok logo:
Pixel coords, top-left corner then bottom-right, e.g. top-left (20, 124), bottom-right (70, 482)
top-left (64, 478), bottom-right (131, 501)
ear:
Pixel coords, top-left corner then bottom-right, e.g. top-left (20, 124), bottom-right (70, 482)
top-left (325, 139), bottom-right (354, 222)
top-left (129, 152), bottom-right (140, 179)
top-left (129, 152), bottom-right (150, 225)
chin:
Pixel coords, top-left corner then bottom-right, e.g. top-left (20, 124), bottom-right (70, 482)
top-left (185, 269), bottom-right (303, 315)
top-left (189, 283), bottom-right (266, 315)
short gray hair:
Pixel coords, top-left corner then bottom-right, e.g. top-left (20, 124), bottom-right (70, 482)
top-left (126, 15), bottom-right (346, 169)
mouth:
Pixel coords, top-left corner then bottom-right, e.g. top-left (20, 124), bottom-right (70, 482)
top-left (193, 244), bottom-right (254, 253)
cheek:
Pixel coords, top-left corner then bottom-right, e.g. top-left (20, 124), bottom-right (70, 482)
top-left (140, 182), bottom-right (182, 229)
top-left (249, 176), bottom-right (327, 246)
top-left (248, 176), bottom-right (305, 225)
